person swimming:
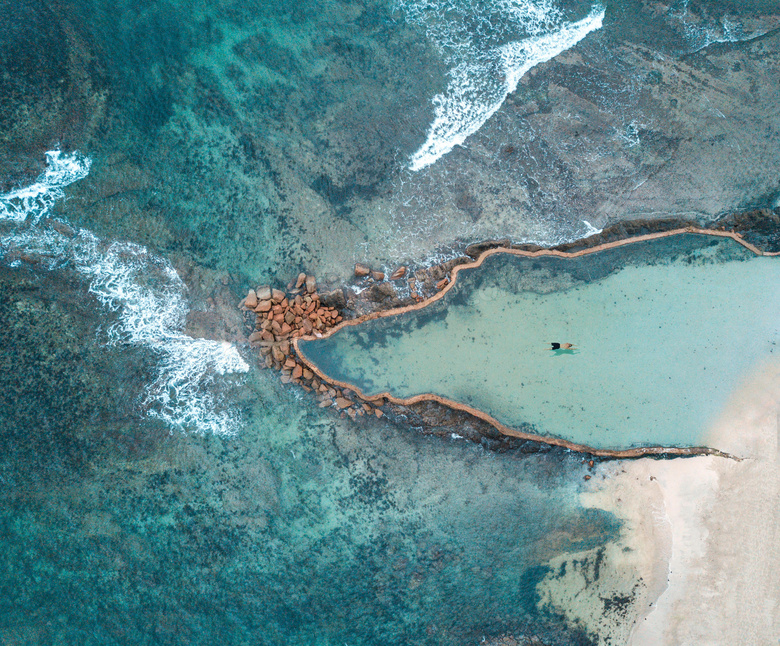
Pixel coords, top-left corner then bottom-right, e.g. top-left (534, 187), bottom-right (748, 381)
top-left (550, 342), bottom-right (574, 350)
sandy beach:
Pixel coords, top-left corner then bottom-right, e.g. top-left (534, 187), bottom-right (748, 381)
top-left (539, 358), bottom-right (780, 644)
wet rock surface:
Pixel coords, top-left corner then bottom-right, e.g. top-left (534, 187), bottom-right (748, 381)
top-left (714, 207), bottom-right (780, 253)
top-left (3, 0), bottom-right (779, 284)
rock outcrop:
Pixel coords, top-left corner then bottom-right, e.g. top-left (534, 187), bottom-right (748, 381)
top-left (240, 275), bottom-right (385, 420)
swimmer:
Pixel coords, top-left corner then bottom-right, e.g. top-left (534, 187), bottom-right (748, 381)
top-left (550, 342), bottom-right (574, 350)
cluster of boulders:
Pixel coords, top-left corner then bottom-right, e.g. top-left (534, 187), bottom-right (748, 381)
top-left (316, 387), bottom-right (385, 420)
top-left (352, 262), bottom-right (449, 304)
top-left (241, 272), bottom-right (340, 360)
top-left (240, 272), bottom-right (384, 420)
top-left (239, 260), bottom-right (461, 421)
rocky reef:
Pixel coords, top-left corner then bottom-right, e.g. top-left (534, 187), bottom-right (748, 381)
top-left (241, 273), bottom-right (387, 421)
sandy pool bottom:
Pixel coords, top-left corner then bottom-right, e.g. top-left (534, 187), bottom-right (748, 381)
top-left (302, 239), bottom-right (780, 450)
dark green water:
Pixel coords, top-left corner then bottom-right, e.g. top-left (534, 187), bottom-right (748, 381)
top-left (1, 0), bottom-right (779, 643)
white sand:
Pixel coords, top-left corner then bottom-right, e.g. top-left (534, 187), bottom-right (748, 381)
top-left (538, 358), bottom-right (780, 644)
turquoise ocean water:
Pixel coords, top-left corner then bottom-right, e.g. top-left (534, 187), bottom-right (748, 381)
top-left (1, 0), bottom-right (779, 643)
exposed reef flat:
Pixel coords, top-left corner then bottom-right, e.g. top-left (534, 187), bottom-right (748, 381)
top-left (260, 217), bottom-right (780, 458)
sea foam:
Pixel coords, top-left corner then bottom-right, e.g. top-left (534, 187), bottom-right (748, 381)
top-left (401, 0), bottom-right (605, 171)
top-left (669, 0), bottom-right (778, 53)
top-left (0, 150), bottom-right (92, 223)
top-left (0, 151), bottom-right (249, 435)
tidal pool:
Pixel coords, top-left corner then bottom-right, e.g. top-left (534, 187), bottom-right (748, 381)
top-left (299, 234), bottom-right (780, 451)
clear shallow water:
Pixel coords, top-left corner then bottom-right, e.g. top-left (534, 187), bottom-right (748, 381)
top-left (301, 236), bottom-right (780, 449)
top-left (0, 154), bottom-right (619, 644)
top-left (2, 0), bottom-right (780, 643)
top-left (0, 318), bottom-right (615, 645)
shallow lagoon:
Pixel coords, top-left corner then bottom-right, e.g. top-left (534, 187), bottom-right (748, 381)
top-left (300, 235), bottom-right (780, 450)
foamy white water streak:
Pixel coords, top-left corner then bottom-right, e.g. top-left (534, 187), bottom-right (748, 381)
top-left (669, 0), bottom-right (779, 53)
top-left (0, 151), bottom-right (249, 435)
top-left (0, 150), bottom-right (92, 223)
top-left (402, 0), bottom-right (604, 170)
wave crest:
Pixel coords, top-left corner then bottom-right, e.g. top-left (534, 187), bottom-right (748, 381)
top-left (400, 0), bottom-right (605, 170)
top-left (1, 151), bottom-right (249, 435)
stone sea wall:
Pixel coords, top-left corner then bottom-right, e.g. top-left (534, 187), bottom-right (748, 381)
top-left (241, 209), bottom-right (779, 457)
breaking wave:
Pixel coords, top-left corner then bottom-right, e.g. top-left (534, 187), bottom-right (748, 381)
top-left (399, 0), bottom-right (605, 170)
top-left (0, 151), bottom-right (249, 435)
top-left (667, 0), bottom-right (780, 53)
top-left (0, 150), bottom-right (92, 223)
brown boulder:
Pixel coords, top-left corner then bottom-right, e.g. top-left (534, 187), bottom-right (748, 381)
top-left (371, 270), bottom-right (385, 281)
top-left (335, 397), bottom-right (352, 409)
top-left (390, 266), bottom-right (407, 280)
top-left (295, 272), bottom-right (306, 289)
top-left (354, 263), bottom-right (370, 277)
top-left (245, 289), bottom-right (258, 309)
top-left (271, 288), bottom-right (286, 302)
top-left (256, 286), bottom-right (272, 300)
top-left (292, 365), bottom-right (303, 380)
top-left (305, 275), bottom-right (317, 293)
top-left (436, 278), bottom-right (449, 290)
top-left (256, 300), bottom-right (272, 312)
top-left (248, 331), bottom-right (263, 343)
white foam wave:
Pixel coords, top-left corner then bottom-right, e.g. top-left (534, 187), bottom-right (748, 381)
top-left (77, 240), bottom-right (250, 435)
top-left (0, 150), bottom-right (91, 223)
top-left (402, 0), bottom-right (604, 171)
top-left (669, 1), bottom-right (779, 53)
top-left (1, 151), bottom-right (249, 435)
